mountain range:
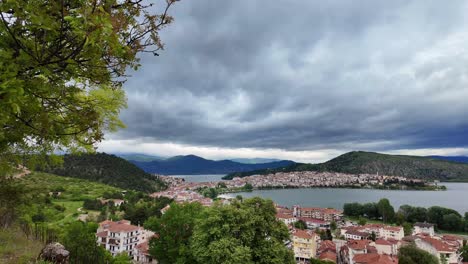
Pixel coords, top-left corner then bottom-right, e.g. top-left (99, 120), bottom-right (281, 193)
top-left (223, 151), bottom-right (468, 182)
top-left (128, 155), bottom-right (295, 175)
top-left (428, 155), bottom-right (468, 164)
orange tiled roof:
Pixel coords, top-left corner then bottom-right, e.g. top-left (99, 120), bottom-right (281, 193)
top-left (418, 236), bottom-right (458, 253)
top-left (292, 229), bottom-right (315, 240)
top-left (319, 251), bottom-right (337, 262)
top-left (348, 240), bottom-right (371, 250)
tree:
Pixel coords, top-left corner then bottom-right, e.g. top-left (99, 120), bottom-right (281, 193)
top-left (402, 222), bottom-right (413, 236)
top-left (294, 220), bottom-right (307, 230)
top-left (0, 0), bottom-right (178, 164)
top-left (427, 206), bottom-right (461, 230)
top-left (343, 203), bottom-right (363, 217)
top-left (370, 231), bottom-right (376, 241)
top-left (330, 220), bottom-right (337, 231)
top-left (0, 177), bottom-right (29, 228)
top-left (145, 202), bottom-right (204, 264)
top-left (243, 183), bottom-right (253, 191)
top-left (441, 213), bottom-right (463, 231)
top-left (398, 244), bottom-right (439, 264)
top-left (461, 244), bottom-right (468, 262)
top-left (358, 217), bottom-right (367, 226)
top-left (61, 221), bottom-right (114, 264)
top-left (377, 198), bottom-right (395, 223)
top-left (190, 197), bottom-right (295, 264)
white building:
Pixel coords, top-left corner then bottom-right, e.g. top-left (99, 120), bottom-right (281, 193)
top-left (414, 236), bottom-right (462, 264)
top-left (96, 220), bottom-right (142, 257)
top-left (413, 222), bottom-right (435, 237)
top-left (380, 226), bottom-right (404, 241)
top-left (276, 213), bottom-right (297, 226)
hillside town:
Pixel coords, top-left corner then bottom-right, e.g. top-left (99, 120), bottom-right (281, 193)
top-left (157, 171), bottom-right (441, 194)
top-left (228, 171), bottom-right (440, 190)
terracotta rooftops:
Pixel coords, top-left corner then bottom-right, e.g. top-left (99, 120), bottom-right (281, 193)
top-left (348, 240), bottom-right (372, 250)
top-left (319, 251), bottom-right (337, 262)
top-left (99, 220), bottom-right (140, 233)
top-left (292, 229), bottom-right (316, 240)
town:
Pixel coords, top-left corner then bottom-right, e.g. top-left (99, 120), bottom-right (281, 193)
top-left (92, 176), bottom-right (465, 264)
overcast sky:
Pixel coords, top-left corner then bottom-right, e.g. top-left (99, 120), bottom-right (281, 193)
top-left (98, 0), bottom-right (468, 163)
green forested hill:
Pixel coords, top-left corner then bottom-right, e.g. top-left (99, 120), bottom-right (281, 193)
top-left (41, 153), bottom-right (166, 192)
top-left (223, 151), bottom-right (468, 181)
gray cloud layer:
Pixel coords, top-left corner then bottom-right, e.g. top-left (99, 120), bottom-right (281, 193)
top-left (109, 0), bottom-right (468, 153)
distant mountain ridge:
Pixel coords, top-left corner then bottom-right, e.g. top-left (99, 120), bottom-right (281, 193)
top-left (229, 158), bottom-right (281, 164)
top-left (117, 153), bottom-right (284, 164)
top-left (428, 155), bottom-right (468, 164)
top-left (116, 153), bottom-right (165, 162)
top-left (129, 154), bottom-right (295, 175)
top-left (223, 151), bottom-right (468, 182)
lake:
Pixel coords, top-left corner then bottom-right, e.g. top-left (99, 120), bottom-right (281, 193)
top-left (226, 182), bottom-right (468, 214)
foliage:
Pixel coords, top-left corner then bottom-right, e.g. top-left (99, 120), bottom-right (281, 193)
top-left (294, 220), bottom-right (307, 230)
top-left (41, 153), bottom-right (166, 192)
top-left (461, 244), bottom-right (468, 262)
top-left (61, 221), bottom-right (113, 264)
top-left (377, 198), bottom-right (395, 223)
top-left (0, 0), bottom-right (178, 161)
top-left (145, 202), bottom-right (204, 264)
top-left (427, 206), bottom-right (463, 231)
top-left (358, 217), bottom-right (367, 226)
top-left (243, 183), bottom-right (254, 191)
top-left (146, 198), bottom-right (295, 264)
top-left (224, 151), bottom-right (468, 181)
top-left (0, 226), bottom-right (45, 264)
top-left (398, 205), bottom-right (428, 223)
top-left (0, 177), bottom-right (29, 228)
top-left (398, 244), bottom-right (439, 264)
top-left (330, 220), bottom-right (337, 231)
top-left (122, 195), bottom-right (172, 226)
top-left (402, 222), bottom-right (413, 236)
top-left (190, 197), bottom-right (295, 264)
top-left (20, 172), bottom-right (121, 201)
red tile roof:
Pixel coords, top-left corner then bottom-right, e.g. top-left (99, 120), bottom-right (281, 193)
top-left (319, 251), bottom-right (337, 262)
top-left (135, 241), bottom-right (150, 255)
top-left (348, 240), bottom-right (371, 251)
top-left (99, 220), bottom-right (140, 233)
top-left (418, 236), bottom-right (458, 253)
top-left (292, 229), bottom-right (316, 240)
top-left (319, 240), bottom-right (337, 253)
top-left (375, 239), bottom-right (393, 246)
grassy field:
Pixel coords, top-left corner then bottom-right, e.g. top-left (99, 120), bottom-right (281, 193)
top-left (0, 227), bottom-right (45, 264)
top-left (18, 172), bottom-right (123, 226)
top-left (0, 172), bottom-right (125, 263)
top-left (21, 172), bottom-right (122, 201)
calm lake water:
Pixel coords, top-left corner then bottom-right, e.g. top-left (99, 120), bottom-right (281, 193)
top-left (227, 182), bottom-right (468, 214)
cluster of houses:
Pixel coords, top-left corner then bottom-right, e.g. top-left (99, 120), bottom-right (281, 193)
top-left (91, 176), bottom-right (464, 264)
top-left (275, 204), bottom-right (465, 264)
top-left (229, 171), bottom-right (425, 189)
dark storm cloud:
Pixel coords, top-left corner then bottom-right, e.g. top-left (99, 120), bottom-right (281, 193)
top-left (110, 0), bottom-right (468, 152)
